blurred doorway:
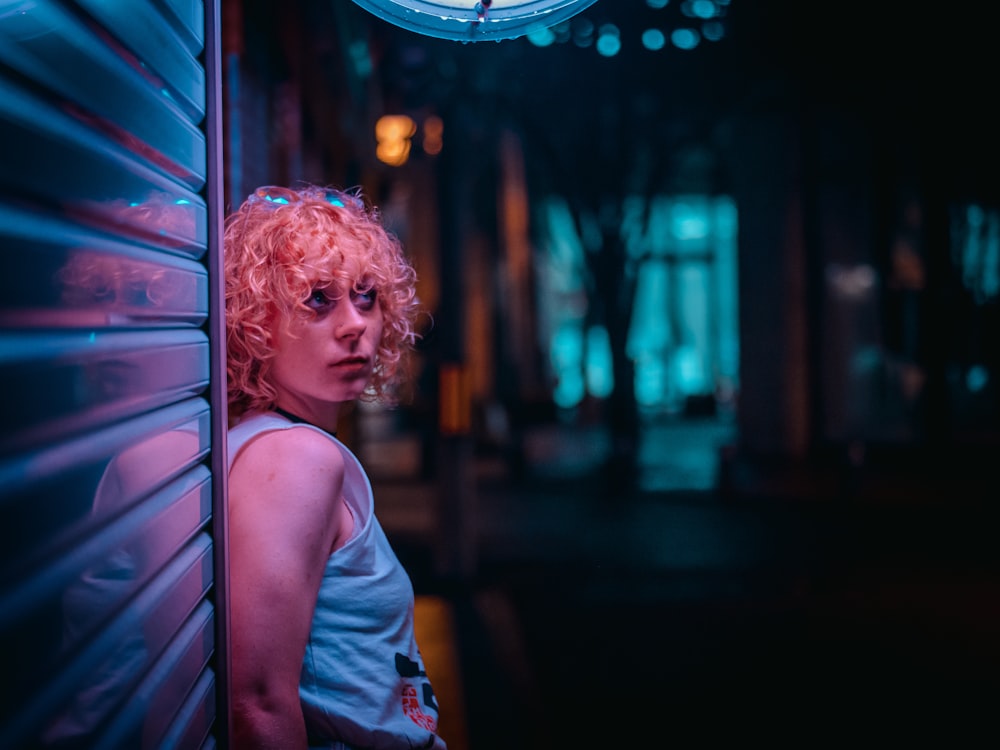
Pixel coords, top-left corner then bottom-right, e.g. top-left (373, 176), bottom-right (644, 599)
top-left (534, 192), bottom-right (739, 490)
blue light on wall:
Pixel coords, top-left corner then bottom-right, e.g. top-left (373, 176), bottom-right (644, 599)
top-left (350, 0), bottom-right (600, 42)
top-left (537, 194), bottom-right (739, 415)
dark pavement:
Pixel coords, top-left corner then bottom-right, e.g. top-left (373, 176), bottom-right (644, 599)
top-left (368, 417), bottom-right (1000, 747)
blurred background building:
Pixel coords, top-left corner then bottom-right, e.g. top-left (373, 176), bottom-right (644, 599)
top-left (2, 1), bottom-right (997, 747)
top-left (225, 0), bottom-right (999, 500)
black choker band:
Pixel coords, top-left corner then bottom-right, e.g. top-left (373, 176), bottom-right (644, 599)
top-left (273, 407), bottom-right (337, 437)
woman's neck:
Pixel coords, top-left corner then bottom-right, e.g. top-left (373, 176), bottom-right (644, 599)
top-left (271, 401), bottom-right (340, 435)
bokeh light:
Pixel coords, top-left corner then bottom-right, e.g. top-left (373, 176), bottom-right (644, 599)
top-left (642, 28), bottom-right (667, 51)
top-left (596, 23), bottom-right (621, 57)
top-left (671, 27), bottom-right (700, 50)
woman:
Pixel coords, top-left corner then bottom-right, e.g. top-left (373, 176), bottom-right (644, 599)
top-left (224, 184), bottom-right (445, 749)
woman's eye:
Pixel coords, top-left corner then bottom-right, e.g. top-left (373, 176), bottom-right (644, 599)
top-left (305, 288), bottom-right (333, 309)
top-left (351, 288), bottom-right (377, 311)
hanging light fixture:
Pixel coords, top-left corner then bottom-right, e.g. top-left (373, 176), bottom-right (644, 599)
top-left (350, 0), bottom-right (600, 42)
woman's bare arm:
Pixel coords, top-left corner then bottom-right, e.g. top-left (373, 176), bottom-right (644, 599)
top-left (228, 428), bottom-right (347, 749)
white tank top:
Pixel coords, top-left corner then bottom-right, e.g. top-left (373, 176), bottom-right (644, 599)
top-left (228, 412), bottom-right (446, 750)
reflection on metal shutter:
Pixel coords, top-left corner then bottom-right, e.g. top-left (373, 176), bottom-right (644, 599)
top-left (0, 1), bottom-right (228, 748)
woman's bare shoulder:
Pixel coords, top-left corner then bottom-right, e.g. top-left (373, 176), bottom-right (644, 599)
top-left (230, 426), bottom-right (346, 491)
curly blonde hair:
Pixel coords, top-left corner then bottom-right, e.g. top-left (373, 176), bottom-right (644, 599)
top-left (224, 184), bottom-right (418, 420)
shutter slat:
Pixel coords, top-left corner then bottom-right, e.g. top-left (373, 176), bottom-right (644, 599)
top-left (74, 0), bottom-right (207, 121)
top-left (0, 0), bottom-right (207, 188)
top-left (0, 329), bottom-right (209, 455)
top-left (0, 74), bottom-right (207, 255)
top-left (0, 202), bottom-right (209, 329)
top-left (1, 534), bottom-right (214, 749)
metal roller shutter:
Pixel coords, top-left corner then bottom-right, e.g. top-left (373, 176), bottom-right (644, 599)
top-left (0, 1), bottom-right (228, 748)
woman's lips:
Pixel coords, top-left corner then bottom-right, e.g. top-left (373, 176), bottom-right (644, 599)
top-left (332, 356), bottom-right (369, 371)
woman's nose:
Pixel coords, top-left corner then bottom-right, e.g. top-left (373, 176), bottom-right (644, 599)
top-left (335, 302), bottom-right (366, 338)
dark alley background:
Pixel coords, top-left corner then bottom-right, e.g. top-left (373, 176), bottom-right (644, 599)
top-left (372, 420), bottom-right (999, 746)
top-left (228, 0), bottom-right (1000, 745)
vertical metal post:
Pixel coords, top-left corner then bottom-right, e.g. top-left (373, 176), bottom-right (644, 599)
top-left (205, 0), bottom-right (233, 745)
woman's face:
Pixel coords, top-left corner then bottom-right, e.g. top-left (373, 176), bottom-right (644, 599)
top-left (269, 273), bottom-right (384, 416)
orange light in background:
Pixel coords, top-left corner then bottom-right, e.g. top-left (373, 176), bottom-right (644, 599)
top-left (438, 363), bottom-right (471, 435)
top-left (423, 115), bottom-right (443, 156)
top-left (375, 114), bottom-right (417, 166)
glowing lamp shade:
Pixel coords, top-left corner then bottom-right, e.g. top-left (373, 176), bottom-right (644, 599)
top-left (351, 0), bottom-right (600, 42)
